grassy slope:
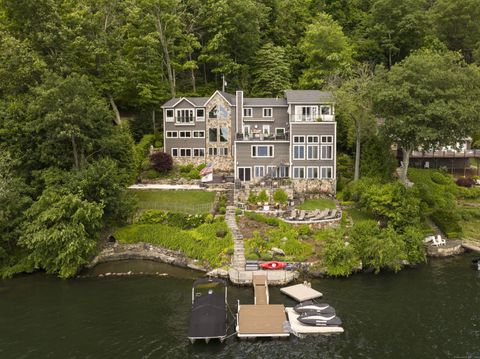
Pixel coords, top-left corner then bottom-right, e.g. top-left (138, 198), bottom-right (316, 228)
top-left (131, 190), bottom-right (215, 214)
top-left (115, 221), bottom-right (233, 267)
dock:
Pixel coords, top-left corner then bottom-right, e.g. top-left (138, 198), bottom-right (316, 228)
top-left (236, 275), bottom-right (290, 339)
top-left (285, 308), bottom-right (344, 338)
top-left (280, 283), bottom-right (323, 302)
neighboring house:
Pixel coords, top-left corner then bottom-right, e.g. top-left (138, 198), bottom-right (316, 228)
top-left (161, 90), bottom-right (336, 191)
top-left (399, 138), bottom-right (480, 174)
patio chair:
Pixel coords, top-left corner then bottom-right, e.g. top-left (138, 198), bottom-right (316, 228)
top-left (298, 210), bottom-right (306, 221)
top-left (432, 235), bottom-right (446, 247)
top-left (312, 209), bottom-right (329, 220)
top-left (287, 209), bottom-right (297, 220)
top-left (306, 209), bottom-right (320, 219)
top-left (325, 209), bottom-right (337, 219)
top-left (423, 235), bottom-right (435, 244)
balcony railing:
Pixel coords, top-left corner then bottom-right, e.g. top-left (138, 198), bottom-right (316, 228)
top-left (175, 116), bottom-right (195, 124)
top-left (236, 133), bottom-right (289, 141)
top-left (290, 114), bottom-right (335, 122)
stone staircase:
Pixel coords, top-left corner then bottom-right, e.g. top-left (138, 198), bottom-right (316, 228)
top-left (225, 205), bottom-right (246, 269)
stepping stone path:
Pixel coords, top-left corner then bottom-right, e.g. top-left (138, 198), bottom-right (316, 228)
top-left (226, 205), bottom-right (246, 269)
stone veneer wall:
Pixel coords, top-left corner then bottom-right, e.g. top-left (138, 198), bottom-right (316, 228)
top-left (291, 179), bottom-right (336, 196)
top-left (205, 94), bottom-right (234, 172)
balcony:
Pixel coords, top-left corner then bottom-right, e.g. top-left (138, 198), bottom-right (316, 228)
top-left (236, 132), bottom-right (289, 141)
top-left (290, 114), bottom-right (335, 122)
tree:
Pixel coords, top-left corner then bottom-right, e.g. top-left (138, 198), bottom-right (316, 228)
top-left (251, 43), bottom-right (291, 97)
top-left (299, 13), bottom-right (354, 88)
top-left (373, 49), bottom-right (480, 185)
top-left (335, 65), bottom-right (376, 181)
top-left (430, 0), bottom-right (480, 64)
top-left (149, 151), bottom-right (173, 173)
top-left (19, 190), bottom-right (103, 278)
top-left (272, 188), bottom-right (288, 204)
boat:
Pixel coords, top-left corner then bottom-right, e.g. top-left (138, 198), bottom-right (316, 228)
top-left (187, 278), bottom-right (228, 344)
top-left (260, 261), bottom-right (287, 270)
top-left (297, 312), bottom-right (342, 327)
top-left (294, 300), bottom-right (336, 315)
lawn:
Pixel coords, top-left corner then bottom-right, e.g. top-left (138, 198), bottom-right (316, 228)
top-left (345, 208), bottom-right (376, 223)
top-left (296, 198), bottom-right (336, 210)
top-left (459, 219), bottom-right (480, 241)
top-left (131, 190), bottom-right (215, 214)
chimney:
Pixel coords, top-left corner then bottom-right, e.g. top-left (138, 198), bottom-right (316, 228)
top-left (236, 90), bottom-right (243, 135)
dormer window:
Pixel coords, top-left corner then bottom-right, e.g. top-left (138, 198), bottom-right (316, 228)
top-left (263, 108), bottom-right (272, 117)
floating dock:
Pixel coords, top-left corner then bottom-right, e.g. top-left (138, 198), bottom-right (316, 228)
top-left (280, 283), bottom-right (323, 302)
top-left (285, 308), bottom-right (344, 338)
top-left (236, 275), bottom-right (290, 339)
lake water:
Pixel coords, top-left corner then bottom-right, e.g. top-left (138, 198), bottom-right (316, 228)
top-left (1, 255), bottom-right (479, 359)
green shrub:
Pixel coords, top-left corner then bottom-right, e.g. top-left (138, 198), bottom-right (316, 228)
top-left (218, 206), bottom-right (226, 214)
top-left (179, 164), bottom-right (194, 173)
top-left (258, 190), bottom-right (269, 203)
top-left (273, 189), bottom-right (288, 204)
top-left (145, 169), bottom-right (160, 179)
top-left (247, 191), bottom-right (258, 204)
top-left (323, 238), bottom-right (359, 276)
top-left (235, 208), bottom-right (243, 216)
top-left (136, 209), bottom-right (209, 229)
top-left (244, 211), bottom-right (282, 227)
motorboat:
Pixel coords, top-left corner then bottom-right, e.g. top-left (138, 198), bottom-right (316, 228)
top-left (188, 278), bottom-right (228, 344)
top-left (294, 300), bottom-right (336, 315)
top-left (297, 312), bottom-right (342, 327)
top-left (260, 261), bottom-right (286, 270)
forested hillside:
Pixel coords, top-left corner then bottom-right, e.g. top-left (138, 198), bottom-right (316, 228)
top-left (1, 0), bottom-right (480, 278)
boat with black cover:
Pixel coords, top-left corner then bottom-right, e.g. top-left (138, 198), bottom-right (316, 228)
top-left (294, 300), bottom-right (335, 315)
top-left (297, 313), bottom-right (342, 327)
top-left (187, 278), bottom-right (228, 344)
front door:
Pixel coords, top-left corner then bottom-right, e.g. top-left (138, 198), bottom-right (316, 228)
top-left (238, 167), bottom-right (251, 181)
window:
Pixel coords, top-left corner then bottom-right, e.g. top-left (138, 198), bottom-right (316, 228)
top-left (179, 131), bottom-right (191, 138)
top-left (243, 125), bottom-right (250, 136)
top-left (166, 131), bottom-right (178, 138)
top-left (193, 131), bottom-right (205, 138)
top-left (293, 167), bottom-right (305, 179)
top-left (321, 106), bottom-right (331, 115)
top-left (180, 148), bottom-right (191, 157)
top-left (321, 145), bottom-right (333, 160)
top-left (196, 108), bottom-right (205, 121)
top-left (220, 147), bottom-right (228, 156)
top-left (321, 135), bottom-right (333, 144)
top-left (209, 128), bottom-right (218, 142)
top-left (175, 109), bottom-right (194, 124)
top-left (220, 127), bottom-right (229, 142)
top-left (208, 147), bottom-right (228, 156)
top-left (307, 136), bottom-right (319, 143)
top-left (267, 166), bottom-right (277, 178)
top-left (293, 136), bottom-right (305, 143)
top-left (209, 105), bottom-right (228, 119)
top-left (254, 166), bottom-right (265, 178)
top-left (279, 166), bottom-right (289, 178)
top-left (298, 106), bottom-right (318, 121)
top-left (263, 108), bottom-right (273, 117)
top-left (251, 145), bottom-right (274, 158)
top-left (293, 145), bottom-right (305, 159)
top-left (321, 166), bottom-right (333, 179)
top-left (166, 109), bottom-right (174, 122)
top-left (243, 108), bottom-right (252, 117)
top-left (208, 147), bottom-right (217, 156)
top-left (171, 148), bottom-right (178, 157)
top-left (307, 145), bottom-right (319, 160)
top-left (307, 167), bottom-right (319, 179)
top-left (193, 148), bottom-right (205, 157)
top-left (275, 128), bottom-right (285, 137)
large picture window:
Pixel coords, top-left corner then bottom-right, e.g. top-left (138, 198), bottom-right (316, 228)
top-left (307, 145), bottom-right (319, 160)
top-left (220, 127), bottom-right (229, 142)
top-left (251, 145), bottom-right (274, 158)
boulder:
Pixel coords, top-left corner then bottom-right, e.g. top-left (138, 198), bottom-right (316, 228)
top-left (271, 247), bottom-right (286, 256)
top-left (206, 268), bottom-right (229, 278)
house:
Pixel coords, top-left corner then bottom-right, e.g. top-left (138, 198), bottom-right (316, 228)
top-left (161, 90), bottom-right (337, 192)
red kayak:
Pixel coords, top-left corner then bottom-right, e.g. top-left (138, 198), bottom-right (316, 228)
top-left (260, 261), bottom-right (286, 270)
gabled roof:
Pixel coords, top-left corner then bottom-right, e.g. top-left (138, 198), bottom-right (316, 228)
top-left (284, 90), bottom-right (334, 104)
top-left (162, 97), bottom-right (209, 108)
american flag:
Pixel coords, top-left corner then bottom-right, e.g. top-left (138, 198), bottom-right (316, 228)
top-left (199, 163), bottom-right (213, 176)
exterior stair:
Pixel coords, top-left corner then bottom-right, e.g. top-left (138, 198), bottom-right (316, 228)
top-left (225, 205), bottom-right (246, 269)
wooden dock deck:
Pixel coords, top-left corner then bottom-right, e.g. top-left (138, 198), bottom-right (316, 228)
top-left (462, 240), bottom-right (480, 253)
top-left (236, 274), bottom-right (290, 338)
